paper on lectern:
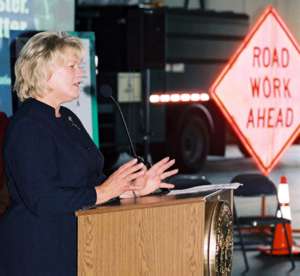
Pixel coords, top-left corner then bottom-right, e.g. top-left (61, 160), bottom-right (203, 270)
top-left (167, 183), bottom-right (242, 196)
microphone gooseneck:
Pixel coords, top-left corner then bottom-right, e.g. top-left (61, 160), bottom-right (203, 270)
top-left (99, 84), bottom-right (138, 160)
top-left (109, 95), bottom-right (138, 159)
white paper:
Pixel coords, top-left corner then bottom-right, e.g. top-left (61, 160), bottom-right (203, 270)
top-left (167, 183), bottom-right (242, 196)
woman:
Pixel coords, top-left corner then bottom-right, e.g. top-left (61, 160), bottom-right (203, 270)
top-left (0, 32), bottom-right (177, 276)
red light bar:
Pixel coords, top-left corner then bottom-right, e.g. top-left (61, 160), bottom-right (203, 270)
top-left (149, 92), bottom-right (210, 104)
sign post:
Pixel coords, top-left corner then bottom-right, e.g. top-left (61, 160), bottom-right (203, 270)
top-left (210, 6), bottom-right (300, 175)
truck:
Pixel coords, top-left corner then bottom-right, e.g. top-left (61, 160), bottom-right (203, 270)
top-left (76, 5), bottom-right (249, 172)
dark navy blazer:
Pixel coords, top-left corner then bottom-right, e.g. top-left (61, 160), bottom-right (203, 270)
top-left (0, 98), bottom-right (106, 276)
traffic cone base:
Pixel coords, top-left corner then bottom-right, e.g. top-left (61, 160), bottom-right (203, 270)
top-left (258, 245), bottom-right (300, 255)
top-left (258, 224), bottom-right (300, 255)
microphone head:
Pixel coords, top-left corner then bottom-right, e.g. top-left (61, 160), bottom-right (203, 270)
top-left (99, 84), bottom-right (113, 98)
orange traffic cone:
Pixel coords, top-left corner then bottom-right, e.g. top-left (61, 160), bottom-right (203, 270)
top-left (259, 176), bottom-right (300, 255)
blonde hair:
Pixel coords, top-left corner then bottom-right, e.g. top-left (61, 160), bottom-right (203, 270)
top-left (14, 31), bottom-right (84, 101)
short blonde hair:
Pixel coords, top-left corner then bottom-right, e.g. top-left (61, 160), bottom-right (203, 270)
top-left (14, 31), bottom-right (84, 101)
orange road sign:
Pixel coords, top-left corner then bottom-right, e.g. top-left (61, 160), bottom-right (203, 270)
top-left (210, 6), bottom-right (300, 175)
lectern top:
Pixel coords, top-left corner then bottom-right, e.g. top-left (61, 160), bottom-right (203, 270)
top-left (76, 189), bottom-right (224, 217)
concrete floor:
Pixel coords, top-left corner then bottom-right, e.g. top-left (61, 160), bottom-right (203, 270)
top-left (232, 250), bottom-right (300, 275)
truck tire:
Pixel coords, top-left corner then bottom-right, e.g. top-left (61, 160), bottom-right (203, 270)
top-left (176, 116), bottom-right (209, 173)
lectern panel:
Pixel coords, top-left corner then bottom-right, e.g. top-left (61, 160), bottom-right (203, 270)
top-left (78, 201), bottom-right (204, 276)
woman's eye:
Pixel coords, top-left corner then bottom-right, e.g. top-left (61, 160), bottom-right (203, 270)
top-left (67, 62), bottom-right (82, 70)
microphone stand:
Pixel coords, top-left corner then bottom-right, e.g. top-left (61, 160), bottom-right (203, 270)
top-left (109, 96), bottom-right (146, 199)
top-left (108, 95), bottom-right (151, 169)
top-left (109, 96), bottom-right (137, 158)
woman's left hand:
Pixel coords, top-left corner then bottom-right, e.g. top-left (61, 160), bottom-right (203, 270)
top-left (120, 157), bottom-right (178, 198)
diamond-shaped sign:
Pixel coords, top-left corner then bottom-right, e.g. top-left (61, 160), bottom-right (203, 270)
top-left (210, 6), bottom-right (300, 175)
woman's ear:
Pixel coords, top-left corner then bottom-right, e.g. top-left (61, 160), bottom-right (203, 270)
top-left (45, 61), bottom-right (57, 87)
top-left (43, 75), bottom-right (54, 95)
top-left (45, 67), bottom-right (56, 91)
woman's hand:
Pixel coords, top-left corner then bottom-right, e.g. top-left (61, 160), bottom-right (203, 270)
top-left (95, 159), bottom-right (144, 204)
top-left (120, 157), bottom-right (178, 198)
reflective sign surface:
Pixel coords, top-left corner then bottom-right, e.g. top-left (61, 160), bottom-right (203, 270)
top-left (210, 6), bottom-right (300, 175)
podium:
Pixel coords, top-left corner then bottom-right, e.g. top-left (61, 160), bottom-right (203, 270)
top-left (76, 189), bottom-right (233, 276)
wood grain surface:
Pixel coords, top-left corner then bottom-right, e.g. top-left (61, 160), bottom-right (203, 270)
top-left (78, 199), bottom-right (205, 276)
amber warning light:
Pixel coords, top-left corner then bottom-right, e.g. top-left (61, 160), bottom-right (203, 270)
top-left (210, 5), bottom-right (300, 175)
top-left (149, 91), bottom-right (210, 103)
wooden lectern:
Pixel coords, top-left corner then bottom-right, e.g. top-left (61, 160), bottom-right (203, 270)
top-left (76, 189), bottom-right (233, 276)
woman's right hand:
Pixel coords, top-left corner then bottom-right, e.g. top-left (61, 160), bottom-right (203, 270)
top-left (95, 159), bottom-right (145, 204)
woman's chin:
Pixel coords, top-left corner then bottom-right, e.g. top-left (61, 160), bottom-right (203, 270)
top-left (70, 89), bottom-right (80, 100)
top-left (61, 93), bottom-right (80, 104)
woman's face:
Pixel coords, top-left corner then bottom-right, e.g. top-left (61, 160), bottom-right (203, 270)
top-left (47, 48), bottom-right (83, 104)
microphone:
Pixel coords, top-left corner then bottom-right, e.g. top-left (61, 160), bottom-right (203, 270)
top-left (99, 84), bottom-right (151, 168)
